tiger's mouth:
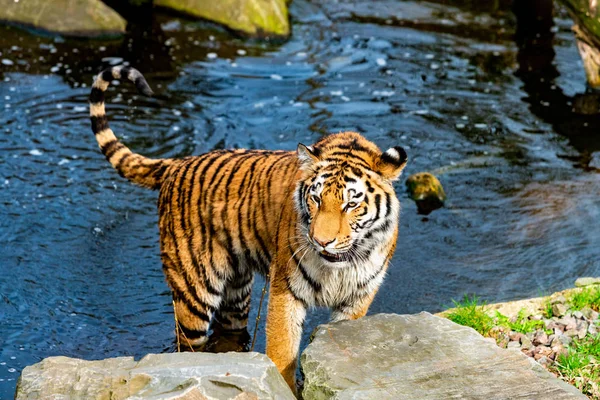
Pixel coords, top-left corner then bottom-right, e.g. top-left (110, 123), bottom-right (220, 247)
top-left (319, 250), bottom-right (349, 263)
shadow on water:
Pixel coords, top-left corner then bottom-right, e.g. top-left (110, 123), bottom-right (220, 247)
top-left (0, 0), bottom-right (599, 396)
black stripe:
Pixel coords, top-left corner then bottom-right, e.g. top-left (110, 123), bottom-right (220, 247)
top-left (293, 254), bottom-right (321, 292)
top-left (384, 192), bottom-right (392, 217)
top-left (91, 115), bottom-right (109, 134)
top-left (101, 140), bottom-right (121, 158)
top-left (284, 275), bottom-right (309, 308)
top-left (374, 194), bottom-right (382, 221)
top-left (101, 68), bottom-right (114, 82)
top-left (114, 152), bottom-right (132, 171)
top-left (177, 324), bottom-right (208, 340)
top-left (89, 88), bottom-right (104, 104)
top-left (120, 66), bottom-right (132, 80)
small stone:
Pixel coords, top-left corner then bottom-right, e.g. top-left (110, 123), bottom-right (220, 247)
top-left (575, 277), bottom-right (600, 287)
top-left (536, 356), bottom-right (552, 368)
top-left (560, 316), bottom-right (578, 331)
top-left (581, 307), bottom-right (599, 321)
top-left (576, 321), bottom-right (589, 339)
top-left (532, 331), bottom-right (549, 346)
top-left (507, 341), bottom-right (521, 350)
top-left (2, 59), bottom-right (14, 66)
top-left (551, 295), bottom-right (567, 305)
top-left (551, 344), bottom-right (568, 358)
top-left (588, 323), bottom-right (597, 335)
top-left (521, 348), bottom-right (535, 358)
top-left (530, 315), bottom-right (543, 321)
top-left (573, 311), bottom-right (584, 319)
top-left (552, 303), bottom-right (568, 317)
top-left (520, 335), bottom-right (533, 350)
top-left (533, 346), bottom-right (553, 360)
top-left (509, 332), bottom-right (524, 342)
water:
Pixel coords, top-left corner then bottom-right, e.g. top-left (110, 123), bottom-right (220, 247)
top-left (1, 0), bottom-right (600, 396)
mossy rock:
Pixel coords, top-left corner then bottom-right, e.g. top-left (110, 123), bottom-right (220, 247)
top-left (155, 0), bottom-right (289, 38)
top-left (405, 172), bottom-right (446, 215)
top-left (0, 0), bottom-right (126, 38)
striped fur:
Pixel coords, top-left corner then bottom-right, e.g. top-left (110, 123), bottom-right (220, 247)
top-left (89, 66), bottom-right (408, 392)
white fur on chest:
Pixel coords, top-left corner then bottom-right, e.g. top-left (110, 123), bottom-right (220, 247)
top-left (289, 242), bottom-right (389, 309)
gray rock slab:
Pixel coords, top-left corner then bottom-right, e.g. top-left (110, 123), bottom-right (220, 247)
top-left (301, 312), bottom-right (586, 400)
top-left (16, 352), bottom-right (295, 400)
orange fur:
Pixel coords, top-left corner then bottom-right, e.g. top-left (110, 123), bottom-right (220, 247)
top-left (90, 67), bottom-right (407, 392)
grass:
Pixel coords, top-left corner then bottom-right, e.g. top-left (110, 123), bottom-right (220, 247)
top-left (445, 295), bottom-right (494, 337)
top-left (570, 287), bottom-right (600, 312)
top-left (552, 335), bottom-right (600, 398)
top-left (495, 309), bottom-right (545, 334)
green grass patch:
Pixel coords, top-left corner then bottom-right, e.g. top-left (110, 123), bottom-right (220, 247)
top-left (552, 335), bottom-right (600, 398)
top-left (446, 295), bottom-right (494, 337)
top-left (569, 287), bottom-right (600, 312)
top-left (495, 309), bottom-right (545, 334)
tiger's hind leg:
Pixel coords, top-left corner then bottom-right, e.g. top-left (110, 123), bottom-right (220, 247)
top-left (207, 267), bottom-right (254, 352)
top-left (161, 236), bottom-right (232, 350)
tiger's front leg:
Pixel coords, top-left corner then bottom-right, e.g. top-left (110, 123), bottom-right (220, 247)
top-left (265, 271), bottom-right (307, 393)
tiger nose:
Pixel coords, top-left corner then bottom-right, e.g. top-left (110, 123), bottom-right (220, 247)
top-left (313, 237), bottom-right (335, 248)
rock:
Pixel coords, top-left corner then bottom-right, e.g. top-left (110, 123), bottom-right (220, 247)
top-left (520, 334), bottom-right (533, 350)
top-left (555, 334), bottom-right (573, 347)
top-left (560, 316), bottom-right (578, 331)
top-left (509, 332), bottom-right (524, 342)
top-left (574, 277), bottom-right (600, 287)
top-left (405, 172), bottom-right (446, 215)
top-left (533, 346), bottom-right (553, 361)
top-left (551, 295), bottom-right (568, 305)
top-left (0, 0), bottom-right (126, 38)
top-left (301, 313), bottom-right (586, 399)
top-left (15, 352), bottom-right (295, 400)
top-left (507, 341), bottom-right (522, 350)
top-left (537, 356), bottom-right (553, 368)
top-left (533, 330), bottom-right (549, 346)
top-left (581, 306), bottom-right (599, 321)
top-left (573, 311), bottom-right (584, 319)
top-left (552, 303), bottom-right (569, 317)
top-left (154, 0), bottom-right (289, 38)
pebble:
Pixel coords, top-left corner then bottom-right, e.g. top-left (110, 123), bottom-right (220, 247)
top-left (2, 59), bottom-right (14, 66)
top-left (532, 330), bottom-right (549, 346)
top-left (507, 341), bottom-right (521, 350)
top-left (552, 303), bottom-right (568, 317)
top-left (574, 277), bottom-right (600, 287)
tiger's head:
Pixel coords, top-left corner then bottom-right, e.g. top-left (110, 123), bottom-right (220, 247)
top-left (294, 132), bottom-right (407, 267)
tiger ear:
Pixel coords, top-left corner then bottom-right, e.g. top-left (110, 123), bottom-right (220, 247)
top-left (376, 146), bottom-right (408, 180)
top-left (297, 143), bottom-right (320, 168)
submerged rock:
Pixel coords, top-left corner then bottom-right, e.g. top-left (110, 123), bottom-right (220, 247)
top-left (405, 172), bottom-right (446, 215)
top-left (301, 313), bottom-right (585, 399)
top-left (0, 0), bottom-right (126, 38)
top-left (15, 352), bottom-right (295, 400)
top-left (154, 0), bottom-right (289, 38)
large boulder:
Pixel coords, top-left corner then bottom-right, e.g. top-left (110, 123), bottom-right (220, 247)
top-left (154, 0), bottom-right (289, 38)
top-left (15, 352), bottom-right (295, 399)
top-left (0, 0), bottom-right (126, 38)
top-left (301, 312), bottom-right (586, 399)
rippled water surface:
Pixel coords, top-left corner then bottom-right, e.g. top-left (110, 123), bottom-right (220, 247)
top-left (1, 0), bottom-right (600, 396)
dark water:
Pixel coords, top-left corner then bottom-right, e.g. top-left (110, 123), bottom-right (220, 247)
top-left (1, 0), bottom-right (600, 397)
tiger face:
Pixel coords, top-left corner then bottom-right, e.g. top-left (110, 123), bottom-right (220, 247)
top-left (294, 133), bottom-right (408, 267)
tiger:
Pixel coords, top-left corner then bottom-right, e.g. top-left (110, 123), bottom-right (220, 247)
top-left (89, 65), bottom-right (408, 392)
